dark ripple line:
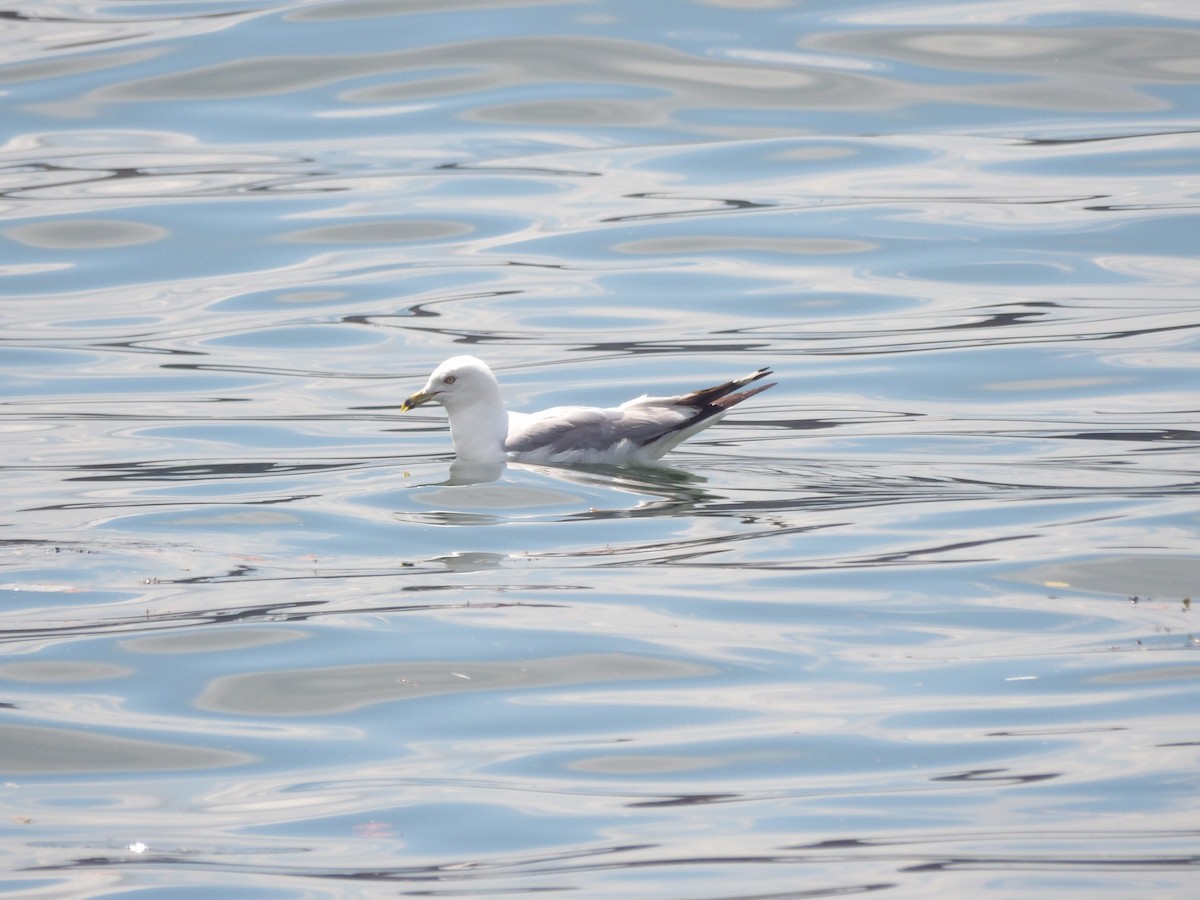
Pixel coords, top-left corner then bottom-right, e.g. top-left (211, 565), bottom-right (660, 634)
top-left (600, 192), bottom-right (777, 223)
top-left (436, 161), bottom-right (601, 178)
top-left (580, 532), bottom-right (1038, 572)
top-left (26, 836), bottom-right (1198, 887)
top-left (0, 595), bottom-right (566, 645)
top-left (0, 158), bottom-right (340, 200)
top-left (10, 455), bottom-right (404, 490)
top-left (718, 315), bottom-right (1200, 356)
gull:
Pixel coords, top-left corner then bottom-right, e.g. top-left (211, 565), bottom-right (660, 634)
top-left (400, 355), bottom-right (774, 465)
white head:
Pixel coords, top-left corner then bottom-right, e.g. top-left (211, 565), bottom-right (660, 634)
top-left (401, 356), bottom-right (509, 462)
top-left (401, 355), bottom-right (501, 413)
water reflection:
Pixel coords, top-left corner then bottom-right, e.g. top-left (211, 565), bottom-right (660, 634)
top-left (398, 458), bottom-right (717, 522)
top-left (446, 459), bottom-right (506, 484)
top-left (4, 219), bottom-right (167, 249)
top-left (0, 723), bottom-right (251, 774)
top-left (810, 26), bottom-right (1200, 112)
top-left (198, 653), bottom-right (713, 716)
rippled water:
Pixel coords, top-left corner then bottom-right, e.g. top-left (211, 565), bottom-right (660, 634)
top-left (2, 1), bottom-right (1199, 896)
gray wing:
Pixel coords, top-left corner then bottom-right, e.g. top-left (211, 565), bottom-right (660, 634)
top-left (505, 406), bottom-right (689, 456)
top-left (505, 368), bottom-right (775, 461)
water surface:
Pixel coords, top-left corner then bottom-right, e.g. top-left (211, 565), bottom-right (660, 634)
top-left (2, 1), bottom-right (1198, 897)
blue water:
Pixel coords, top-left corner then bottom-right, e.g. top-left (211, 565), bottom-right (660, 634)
top-left (2, 1), bottom-right (1199, 896)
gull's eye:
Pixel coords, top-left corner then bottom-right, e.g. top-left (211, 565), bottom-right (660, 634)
top-left (443, 375), bottom-right (456, 385)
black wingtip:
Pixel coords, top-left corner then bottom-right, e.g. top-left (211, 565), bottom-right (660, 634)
top-left (714, 380), bottom-right (776, 410)
top-left (679, 366), bottom-right (775, 409)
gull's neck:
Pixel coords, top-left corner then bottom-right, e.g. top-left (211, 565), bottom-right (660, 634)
top-left (444, 384), bottom-right (509, 463)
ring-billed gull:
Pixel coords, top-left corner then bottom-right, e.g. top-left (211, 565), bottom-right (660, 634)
top-left (401, 356), bottom-right (774, 465)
